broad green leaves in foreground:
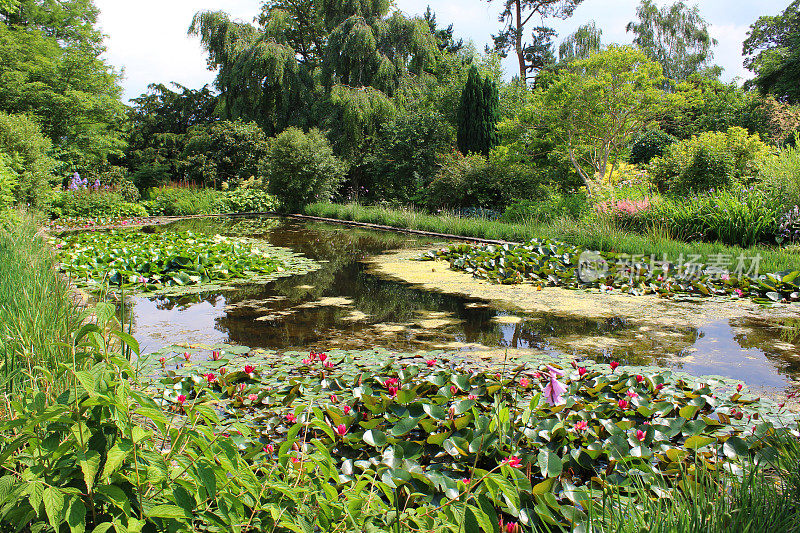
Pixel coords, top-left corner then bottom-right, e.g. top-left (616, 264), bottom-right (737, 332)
top-left (51, 229), bottom-right (319, 296)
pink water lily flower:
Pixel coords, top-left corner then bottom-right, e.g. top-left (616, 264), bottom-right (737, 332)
top-left (248, 394), bottom-right (258, 402)
top-left (610, 361), bottom-right (619, 372)
top-left (343, 405), bottom-right (352, 415)
top-left (635, 375), bottom-right (644, 383)
top-left (177, 394), bottom-right (186, 404)
top-left (543, 366), bottom-right (567, 406)
top-left (468, 394), bottom-right (478, 400)
top-left (503, 456), bottom-right (522, 468)
top-left (618, 399), bottom-right (629, 409)
top-left (335, 424), bottom-right (347, 436)
top-left (285, 413), bottom-right (297, 423)
top-left (450, 385), bottom-right (458, 395)
top-left (264, 444), bottom-right (274, 454)
top-left (519, 377), bottom-right (530, 388)
top-left (302, 358), bottom-right (312, 365)
top-left (636, 429), bottom-right (646, 441)
top-left (426, 359), bottom-right (437, 367)
top-left (323, 361), bottom-right (334, 369)
top-left (244, 365), bottom-right (255, 374)
top-left (574, 420), bottom-right (588, 432)
top-left (578, 367), bottom-right (587, 377)
top-left (330, 394), bottom-right (339, 403)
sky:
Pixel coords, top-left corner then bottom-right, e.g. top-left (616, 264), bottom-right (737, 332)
top-left (95, 0), bottom-right (790, 103)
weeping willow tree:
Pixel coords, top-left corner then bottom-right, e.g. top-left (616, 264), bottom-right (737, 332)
top-left (190, 0), bottom-right (438, 141)
top-left (559, 21), bottom-right (602, 61)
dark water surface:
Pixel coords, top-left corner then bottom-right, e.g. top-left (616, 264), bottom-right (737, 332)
top-left (130, 216), bottom-right (800, 394)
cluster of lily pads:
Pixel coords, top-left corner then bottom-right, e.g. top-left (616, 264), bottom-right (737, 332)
top-left (51, 230), bottom-right (320, 296)
top-left (45, 216), bottom-right (154, 231)
top-left (419, 240), bottom-right (800, 304)
top-left (144, 345), bottom-right (789, 530)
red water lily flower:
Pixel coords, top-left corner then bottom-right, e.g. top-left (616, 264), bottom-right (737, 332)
top-left (426, 359), bottom-right (437, 367)
top-left (319, 353), bottom-right (328, 362)
top-left (204, 373), bottom-right (216, 384)
top-left (387, 386), bottom-right (399, 397)
top-left (574, 420), bottom-right (588, 431)
top-left (627, 391), bottom-right (639, 398)
top-left (384, 378), bottom-right (399, 388)
top-left (286, 413), bottom-right (297, 423)
top-left (244, 365), bottom-right (255, 374)
top-left (302, 358), bottom-right (312, 365)
top-left (335, 424), bottom-right (347, 436)
top-left (343, 406), bottom-right (352, 415)
top-left (248, 394), bottom-right (258, 402)
top-left (462, 477), bottom-right (471, 485)
top-left (219, 367), bottom-right (227, 375)
top-left (503, 456), bottom-right (522, 468)
top-left (468, 394), bottom-right (478, 400)
top-left (212, 350), bottom-right (221, 361)
top-left (323, 361), bottom-right (334, 369)
top-left (737, 384), bottom-right (743, 392)
top-left (183, 352), bottom-right (191, 361)
top-left (264, 444), bottom-right (274, 454)
top-left (635, 375), bottom-right (644, 383)
top-left (159, 357), bottom-right (166, 366)
top-left (578, 367), bottom-right (587, 377)
top-left (177, 394), bottom-right (186, 404)
top-left (610, 361), bottom-right (619, 372)
top-left (656, 383), bottom-right (665, 391)
top-left (519, 378), bottom-right (530, 387)
top-left (618, 399), bottom-right (629, 409)
top-left (330, 394), bottom-right (338, 403)
top-left (636, 429), bottom-right (646, 441)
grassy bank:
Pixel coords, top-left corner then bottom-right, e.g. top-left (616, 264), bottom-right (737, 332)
top-left (0, 212), bottom-right (80, 395)
top-left (304, 202), bottom-right (800, 273)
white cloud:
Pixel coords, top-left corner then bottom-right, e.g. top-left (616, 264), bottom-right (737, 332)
top-left (95, 0), bottom-right (788, 103)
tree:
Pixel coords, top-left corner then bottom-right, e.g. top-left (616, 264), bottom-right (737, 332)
top-left (626, 0), bottom-right (718, 84)
top-left (558, 21), bottom-right (601, 61)
top-left (743, 0), bottom-right (800, 104)
top-left (457, 66), bottom-right (500, 156)
top-left (488, 0), bottom-right (583, 85)
top-left (0, 112), bottom-right (58, 207)
top-left (0, 0), bottom-right (126, 172)
top-left (423, 6), bottom-right (463, 54)
top-left (540, 46), bottom-right (674, 192)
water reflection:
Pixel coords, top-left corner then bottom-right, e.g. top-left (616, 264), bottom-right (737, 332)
top-left (129, 216), bottom-right (800, 393)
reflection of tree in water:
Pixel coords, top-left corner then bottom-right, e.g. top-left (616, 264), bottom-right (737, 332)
top-left (731, 318), bottom-right (800, 380)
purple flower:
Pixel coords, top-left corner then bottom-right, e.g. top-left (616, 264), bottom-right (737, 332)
top-left (543, 366), bottom-right (567, 406)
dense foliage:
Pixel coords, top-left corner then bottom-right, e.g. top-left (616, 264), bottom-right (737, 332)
top-left (457, 66), bottom-right (501, 156)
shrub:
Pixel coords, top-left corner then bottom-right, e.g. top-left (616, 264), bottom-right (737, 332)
top-left (220, 188), bottom-right (279, 213)
top-left (265, 128), bottom-right (347, 211)
top-left (759, 144), bottom-right (800, 211)
top-left (143, 185), bottom-right (224, 216)
top-left (0, 112), bottom-right (58, 207)
top-left (362, 110), bottom-right (454, 203)
top-left (100, 166), bottom-right (141, 202)
top-left (50, 189), bottom-right (147, 219)
top-left (650, 127), bottom-right (773, 194)
top-left (629, 128), bottom-right (677, 165)
top-left (0, 151), bottom-right (18, 209)
top-left (425, 151), bottom-right (486, 209)
top-left (500, 192), bottom-right (590, 223)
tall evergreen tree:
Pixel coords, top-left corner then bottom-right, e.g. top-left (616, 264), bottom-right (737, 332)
top-left (457, 66), bottom-right (499, 156)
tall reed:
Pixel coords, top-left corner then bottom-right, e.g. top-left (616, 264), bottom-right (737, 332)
top-left (0, 212), bottom-right (80, 396)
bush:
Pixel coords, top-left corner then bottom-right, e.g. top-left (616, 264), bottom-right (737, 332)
top-left (180, 120), bottom-right (270, 189)
top-left (362, 110), bottom-right (453, 203)
top-left (629, 128), bottom-right (677, 165)
top-left (50, 189), bottom-right (147, 219)
top-left (500, 192), bottom-right (590, 223)
top-left (425, 151), bottom-right (487, 209)
top-left (265, 128), bottom-right (347, 211)
top-left (220, 188), bottom-right (279, 213)
top-left (759, 145), bottom-right (800, 212)
top-left (143, 185), bottom-right (224, 216)
top-left (0, 151), bottom-right (18, 209)
top-left (650, 127), bottom-right (773, 194)
top-left (0, 112), bottom-right (58, 208)
top-left (100, 166), bottom-right (141, 201)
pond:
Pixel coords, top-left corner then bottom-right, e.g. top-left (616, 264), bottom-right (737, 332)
top-left (128, 216), bottom-right (800, 397)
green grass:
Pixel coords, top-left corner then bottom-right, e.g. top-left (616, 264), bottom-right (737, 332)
top-left (0, 211), bottom-right (81, 396)
top-left (303, 202), bottom-right (800, 273)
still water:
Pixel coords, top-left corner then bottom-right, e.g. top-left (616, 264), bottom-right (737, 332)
top-left (129, 216), bottom-right (800, 394)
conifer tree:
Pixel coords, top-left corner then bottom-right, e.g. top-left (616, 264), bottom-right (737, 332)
top-left (457, 66), bottom-right (499, 156)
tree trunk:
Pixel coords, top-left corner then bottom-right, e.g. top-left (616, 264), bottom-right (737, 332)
top-left (515, 0), bottom-right (527, 84)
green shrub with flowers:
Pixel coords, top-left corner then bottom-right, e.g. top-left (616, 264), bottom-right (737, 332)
top-left (1, 305), bottom-right (795, 533)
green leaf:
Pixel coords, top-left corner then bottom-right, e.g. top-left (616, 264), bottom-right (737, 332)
top-left (684, 435), bottom-right (716, 450)
top-left (390, 417), bottom-right (419, 437)
top-left (43, 487), bottom-right (66, 531)
top-left (101, 440), bottom-right (133, 481)
top-left (67, 497), bottom-right (87, 533)
top-left (77, 450), bottom-right (100, 491)
top-left (148, 504), bottom-right (189, 519)
top-left (722, 436), bottom-right (748, 459)
top-left (537, 450), bottom-right (563, 479)
top-left (363, 429), bottom-right (387, 448)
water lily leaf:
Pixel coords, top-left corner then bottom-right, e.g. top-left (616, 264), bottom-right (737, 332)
top-left (537, 450), bottom-right (563, 479)
top-left (722, 436), bottom-right (748, 459)
top-left (363, 429), bottom-right (387, 448)
top-left (684, 435), bottom-right (715, 450)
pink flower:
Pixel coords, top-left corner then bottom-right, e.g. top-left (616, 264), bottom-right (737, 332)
top-left (302, 358), bottom-right (312, 365)
top-left (737, 384), bottom-right (743, 392)
top-left (244, 365), bottom-right (255, 374)
top-left (462, 477), bottom-right (471, 485)
top-left (177, 394), bottom-right (186, 404)
top-left (159, 357), bottom-right (166, 366)
top-left (610, 361), bottom-right (619, 372)
top-left (574, 420), bottom-right (588, 431)
top-left (618, 399), bottom-right (629, 409)
top-left (248, 394), bottom-right (258, 402)
top-left (309, 352), bottom-right (317, 361)
top-left (734, 288), bottom-right (744, 297)
top-left (519, 378), bottom-right (530, 387)
top-left (635, 375), bottom-right (644, 383)
top-left (543, 366), bottom-right (567, 407)
top-left (636, 429), bottom-right (645, 442)
top-left (343, 406), bottom-right (352, 415)
top-left (450, 385), bottom-right (458, 395)
top-left (503, 456), bottom-right (522, 468)
top-left (335, 424), bottom-right (347, 436)
top-left (264, 444), bottom-right (274, 454)
top-left (655, 383), bottom-right (664, 391)
top-left (183, 352), bottom-right (191, 361)
top-left (570, 361), bottom-right (578, 369)
top-left (323, 361), bottom-right (334, 369)
top-left (204, 373), bottom-right (216, 384)
top-left (330, 394), bottom-right (338, 403)
top-left (219, 367), bottom-right (227, 375)
top-left (286, 413), bottom-right (297, 423)
top-left (238, 383), bottom-right (246, 392)
top-left (627, 391), bottom-right (639, 399)
top-left (721, 274), bottom-right (730, 281)
top-left (384, 378), bottom-right (399, 388)
top-left (319, 353), bottom-right (328, 362)
top-left (578, 367), bottom-right (587, 377)
top-left (426, 359), bottom-right (437, 367)
top-left (468, 394), bottom-right (478, 400)
top-left (387, 386), bottom-right (399, 397)
top-left (290, 457), bottom-right (300, 464)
